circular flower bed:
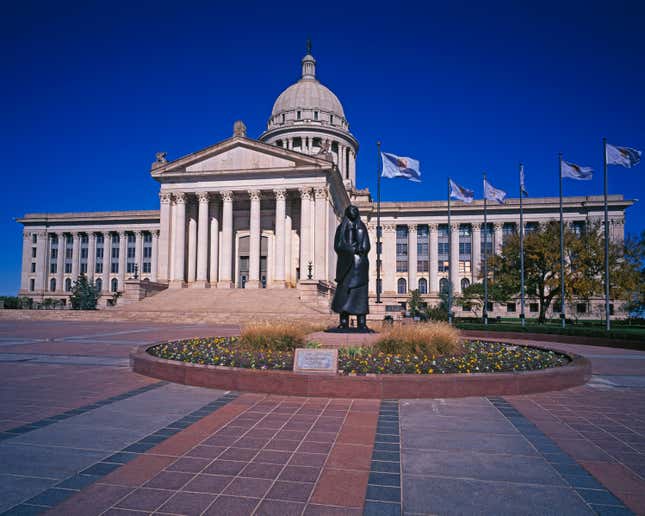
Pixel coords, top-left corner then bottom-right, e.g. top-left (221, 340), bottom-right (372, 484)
top-left (147, 337), bottom-right (570, 375)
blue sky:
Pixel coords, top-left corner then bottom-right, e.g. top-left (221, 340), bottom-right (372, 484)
top-left (2, 0), bottom-right (644, 295)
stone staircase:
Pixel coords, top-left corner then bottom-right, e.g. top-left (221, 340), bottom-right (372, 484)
top-left (109, 287), bottom-right (335, 324)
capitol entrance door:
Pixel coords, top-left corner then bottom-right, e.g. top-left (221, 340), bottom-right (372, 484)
top-left (237, 235), bottom-right (268, 288)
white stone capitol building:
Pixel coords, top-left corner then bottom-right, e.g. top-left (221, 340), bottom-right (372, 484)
top-left (18, 49), bottom-right (633, 317)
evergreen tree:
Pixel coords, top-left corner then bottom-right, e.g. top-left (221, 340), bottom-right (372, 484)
top-left (69, 274), bottom-right (99, 310)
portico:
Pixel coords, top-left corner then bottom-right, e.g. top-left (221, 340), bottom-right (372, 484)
top-left (152, 131), bottom-right (349, 290)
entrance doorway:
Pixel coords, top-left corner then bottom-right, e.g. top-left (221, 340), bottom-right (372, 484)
top-left (237, 235), bottom-right (268, 288)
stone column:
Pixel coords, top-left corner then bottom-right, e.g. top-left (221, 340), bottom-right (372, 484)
top-left (171, 192), bottom-right (186, 287)
top-left (195, 192), bottom-right (210, 287)
top-left (494, 223), bottom-right (504, 255)
top-left (472, 223), bottom-right (481, 282)
top-left (218, 191), bottom-right (234, 288)
top-left (450, 223), bottom-right (460, 294)
top-left (34, 231), bottom-right (47, 294)
top-left (314, 187), bottom-right (328, 281)
top-left (20, 232), bottom-right (30, 292)
top-left (429, 224), bottom-right (439, 293)
top-left (187, 201), bottom-right (198, 284)
top-left (87, 232), bottom-right (96, 282)
top-left (151, 231), bottom-right (159, 282)
top-left (158, 192), bottom-right (172, 282)
top-left (103, 232), bottom-right (111, 292)
top-left (273, 188), bottom-right (286, 287)
top-left (118, 231), bottom-right (126, 290)
top-left (408, 224), bottom-right (417, 292)
top-left (209, 198), bottom-right (219, 285)
top-left (71, 232), bottom-right (80, 279)
top-left (284, 197), bottom-right (293, 286)
top-left (382, 224), bottom-right (396, 293)
top-left (247, 190), bottom-right (261, 288)
top-left (135, 231), bottom-right (143, 279)
top-left (299, 187), bottom-right (313, 281)
top-left (349, 150), bottom-right (356, 185)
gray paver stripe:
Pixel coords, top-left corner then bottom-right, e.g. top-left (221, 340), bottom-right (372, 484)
top-left (488, 397), bottom-right (634, 515)
top-left (0, 354), bottom-right (129, 367)
top-left (1, 390), bottom-right (238, 515)
top-left (54, 327), bottom-right (159, 340)
top-left (583, 354), bottom-right (645, 360)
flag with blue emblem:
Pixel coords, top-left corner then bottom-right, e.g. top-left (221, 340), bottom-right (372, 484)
top-left (484, 179), bottom-right (507, 205)
top-left (520, 164), bottom-right (528, 196)
top-left (606, 143), bottom-right (641, 168)
top-left (561, 160), bottom-right (593, 180)
top-left (381, 152), bottom-right (421, 182)
top-left (449, 179), bottom-right (474, 203)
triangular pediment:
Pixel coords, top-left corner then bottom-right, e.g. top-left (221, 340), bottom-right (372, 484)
top-left (186, 146), bottom-right (295, 172)
top-left (151, 136), bottom-right (333, 177)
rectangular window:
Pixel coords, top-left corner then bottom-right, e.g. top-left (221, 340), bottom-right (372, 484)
top-left (525, 222), bottom-right (539, 234)
top-left (50, 263), bottom-right (57, 274)
top-left (95, 263), bottom-right (103, 274)
top-left (30, 262), bottom-right (36, 273)
top-left (480, 223), bottom-right (494, 265)
top-left (80, 263), bottom-right (87, 274)
top-left (396, 260), bottom-right (408, 273)
top-left (502, 223), bottom-right (515, 244)
top-left (29, 278), bottom-right (35, 291)
top-left (32, 234), bottom-right (37, 244)
top-left (438, 260), bottom-right (449, 272)
top-left (297, 111), bottom-right (301, 120)
top-left (486, 302), bottom-right (494, 312)
top-left (396, 225), bottom-right (408, 273)
top-left (51, 248), bottom-right (58, 259)
top-left (507, 302), bottom-right (516, 312)
top-left (314, 111), bottom-right (318, 120)
top-left (143, 262), bottom-right (151, 273)
top-left (530, 303), bottom-right (539, 312)
top-left (330, 115), bottom-right (334, 125)
top-left (111, 262), bottom-right (119, 273)
top-left (459, 261), bottom-right (471, 273)
top-left (417, 261), bottom-right (429, 272)
top-left (65, 263), bottom-right (72, 273)
top-left (32, 247), bottom-right (37, 258)
top-left (576, 303), bottom-right (587, 314)
top-left (553, 302), bottom-right (562, 312)
top-left (438, 225), bottom-right (449, 272)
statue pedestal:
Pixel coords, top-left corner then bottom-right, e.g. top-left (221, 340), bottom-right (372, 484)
top-left (367, 302), bottom-right (387, 321)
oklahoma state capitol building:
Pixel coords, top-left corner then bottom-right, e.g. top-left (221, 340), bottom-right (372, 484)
top-left (18, 49), bottom-right (634, 317)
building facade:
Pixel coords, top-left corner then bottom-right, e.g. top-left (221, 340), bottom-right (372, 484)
top-left (18, 49), bottom-right (634, 317)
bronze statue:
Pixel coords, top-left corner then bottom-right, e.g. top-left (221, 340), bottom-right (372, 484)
top-left (331, 205), bottom-right (370, 329)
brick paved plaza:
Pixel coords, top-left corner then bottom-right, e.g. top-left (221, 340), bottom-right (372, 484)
top-left (0, 320), bottom-right (643, 515)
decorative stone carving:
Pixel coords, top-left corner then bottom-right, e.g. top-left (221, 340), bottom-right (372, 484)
top-left (233, 120), bottom-right (247, 137)
top-left (174, 192), bottom-right (186, 204)
top-left (314, 186), bottom-right (328, 199)
top-left (382, 223), bottom-right (396, 233)
top-left (428, 223), bottom-right (438, 232)
top-left (197, 192), bottom-right (210, 203)
top-left (408, 224), bottom-right (417, 233)
top-left (159, 192), bottom-right (172, 204)
top-left (155, 152), bottom-right (167, 164)
top-left (273, 188), bottom-right (287, 201)
top-left (299, 187), bottom-right (313, 200)
top-left (248, 190), bottom-right (261, 201)
top-left (472, 223), bottom-right (482, 233)
top-left (220, 190), bottom-right (233, 202)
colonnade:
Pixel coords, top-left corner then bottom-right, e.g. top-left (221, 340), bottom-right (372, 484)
top-left (159, 186), bottom-right (331, 288)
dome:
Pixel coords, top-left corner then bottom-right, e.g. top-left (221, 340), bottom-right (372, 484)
top-left (265, 51), bottom-right (349, 132)
top-left (271, 71), bottom-right (345, 119)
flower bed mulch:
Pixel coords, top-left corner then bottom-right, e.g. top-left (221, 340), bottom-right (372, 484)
top-left (147, 337), bottom-right (570, 376)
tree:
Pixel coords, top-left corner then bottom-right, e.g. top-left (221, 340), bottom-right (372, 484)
top-left (489, 221), bottom-right (642, 323)
top-left (456, 282), bottom-right (484, 317)
top-left (407, 289), bottom-right (425, 318)
top-left (69, 274), bottom-right (99, 310)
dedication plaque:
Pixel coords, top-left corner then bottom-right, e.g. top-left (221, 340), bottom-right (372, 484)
top-left (293, 348), bottom-right (338, 374)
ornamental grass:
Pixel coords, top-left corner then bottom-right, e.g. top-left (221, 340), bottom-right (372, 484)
top-left (375, 322), bottom-right (460, 356)
top-left (239, 320), bottom-right (327, 352)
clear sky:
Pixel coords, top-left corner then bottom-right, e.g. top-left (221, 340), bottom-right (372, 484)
top-left (2, 0), bottom-right (644, 295)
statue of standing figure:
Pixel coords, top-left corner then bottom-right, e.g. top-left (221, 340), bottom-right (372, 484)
top-left (331, 205), bottom-right (370, 330)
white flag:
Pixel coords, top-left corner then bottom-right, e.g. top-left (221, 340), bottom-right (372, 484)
top-left (381, 152), bottom-right (421, 182)
top-left (484, 179), bottom-right (506, 205)
top-left (449, 179), bottom-right (474, 204)
top-left (520, 165), bottom-right (528, 196)
top-left (606, 143), bottom-right (641, 168)
top-left (561, 160), bottom-right (593, 180)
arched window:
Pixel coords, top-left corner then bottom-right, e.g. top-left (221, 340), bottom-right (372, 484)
top-left (418, 278), bottom-right (428, 294)
top-left (397, 278), bottom-right (407, 294)
top-left (440, 278), bottom-right (449, 295)
top-left (64, 278), bottom-right (72, 292)
top-left (95, 278), bottom-right (102, 292)
top-left (461, 278), bottom-right (470, 291)
top-left (50, 278), bottom-right (56, 292)
top-left (111, 278), bottom-right (118, 292)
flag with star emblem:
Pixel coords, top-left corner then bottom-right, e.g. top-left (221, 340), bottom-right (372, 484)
top-left (561, 160), bottom-right (593, 180)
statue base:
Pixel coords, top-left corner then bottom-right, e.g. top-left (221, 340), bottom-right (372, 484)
top-left (324, 326), bottom-right (375, 334)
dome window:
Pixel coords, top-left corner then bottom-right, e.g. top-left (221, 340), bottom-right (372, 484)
top-left (297, 111), bottom-right (301, 120)
top-left (281, 114), bottom-right (285, 124)
top-left (330, 115), bottom-right (334, 125)
top-left (314, 111), bottom-right (319, 120)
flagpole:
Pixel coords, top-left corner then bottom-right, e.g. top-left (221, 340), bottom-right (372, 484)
top-left (483, 173), bottom-right (488, 326)
top-left (376, 141), bottom-right (382, 304)
top-left (559, 153), bottom-right (566, 329)
top-left (603, 137), bottom-right (610, 331)
top-left (519, 164), bottom-right (526, 328)
top-left (447, 178), bottom-right (453, 325)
